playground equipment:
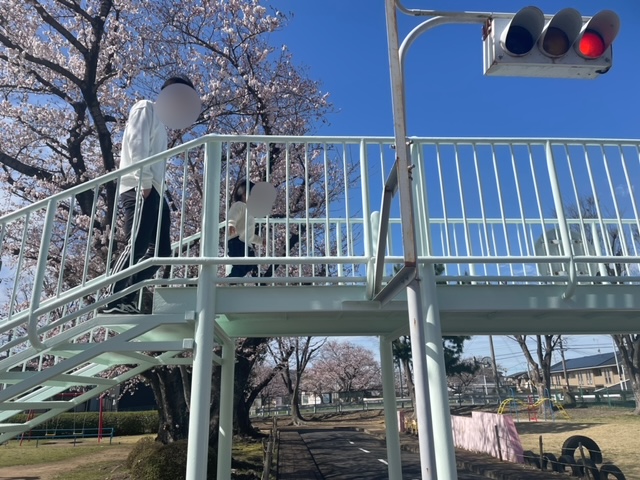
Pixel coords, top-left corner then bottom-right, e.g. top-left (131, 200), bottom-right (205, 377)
top-left (498, 395), bottom-right (570, 421)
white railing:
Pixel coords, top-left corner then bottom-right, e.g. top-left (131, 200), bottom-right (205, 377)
top-left (380, 138), bottom-right (640, 293)
top-left (0, 135), bottom-right (639, 360)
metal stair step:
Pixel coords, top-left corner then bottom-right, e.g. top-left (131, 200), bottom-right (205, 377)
top-left (0, 401), bottom-right (71, 411)
top-left (0, 372), bottom-right (118, 387)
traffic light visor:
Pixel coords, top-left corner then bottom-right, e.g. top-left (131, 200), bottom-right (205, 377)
top-left (502, 6), bottom-right (544, 56)
top-left (539, 8), bottom-right (582, 57)
top-left (576, 10), bottom-right (620, 59)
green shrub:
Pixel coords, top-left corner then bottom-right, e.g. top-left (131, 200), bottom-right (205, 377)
top-left (127, 438), bottom-right (217, 480)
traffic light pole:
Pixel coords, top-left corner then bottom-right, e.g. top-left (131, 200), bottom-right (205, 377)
top-left (383, 2), bottom-right (489, 479)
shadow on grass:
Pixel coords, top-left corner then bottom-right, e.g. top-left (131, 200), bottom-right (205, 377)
top-left (515, 421), bottom-right (595, 434)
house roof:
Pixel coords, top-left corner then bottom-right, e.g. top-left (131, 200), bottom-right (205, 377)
top-left (550, 352), bottom-right (619, 373)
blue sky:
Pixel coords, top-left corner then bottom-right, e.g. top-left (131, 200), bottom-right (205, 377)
top-left (270, 0), bottom-right (639, 374)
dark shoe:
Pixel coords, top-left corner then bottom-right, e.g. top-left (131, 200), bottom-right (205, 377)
top-left (98, 302), bottom-right (141, 314)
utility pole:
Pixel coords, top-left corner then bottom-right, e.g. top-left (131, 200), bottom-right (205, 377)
top-left (489, 336), bottom-right (500, 393)
top-left (559, 338), bottom-right (571, 391)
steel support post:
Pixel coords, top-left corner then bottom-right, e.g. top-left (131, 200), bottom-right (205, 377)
top-left (217, 333), bottom-right (236, 480)
top-left (186, 141), bottom-right (221, 480)
top-left (380, 336), bottom-right (403, 480)
top-left (419, 265), bottom-right (458, 479)
top-left (406, 280), bottom-right (438, 479)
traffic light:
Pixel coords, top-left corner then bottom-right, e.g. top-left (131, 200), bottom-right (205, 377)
top-left (483, 7), bottom-right (620, 79)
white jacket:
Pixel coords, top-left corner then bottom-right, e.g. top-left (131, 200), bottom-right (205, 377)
top-left (226, 201), bottom-right (262, 245)
top-left (119, 100), bottom-right (168, 194)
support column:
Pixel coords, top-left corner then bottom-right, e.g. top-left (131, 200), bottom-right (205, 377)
top-left (217, 333), bottom-right (236, 480)
top-left (419, 265), bottom-right (458, 479)
top-left (380, 336), bottom-right (403, 480)
top-left (406, 279), bottom-right (437, 479)
top-left (185, 141), bottom-right (221, 480)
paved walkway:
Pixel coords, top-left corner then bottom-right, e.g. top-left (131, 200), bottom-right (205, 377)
top-left (277, 426), bottom-right (566, 480)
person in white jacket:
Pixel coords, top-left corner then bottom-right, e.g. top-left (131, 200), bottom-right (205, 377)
top-left (226, 179), bottom-right (263, 278)
top-left (101, 75), bottom-right (196, 314)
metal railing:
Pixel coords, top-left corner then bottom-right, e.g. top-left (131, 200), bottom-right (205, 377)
top-left (0, 135), bottom-right (639, 362)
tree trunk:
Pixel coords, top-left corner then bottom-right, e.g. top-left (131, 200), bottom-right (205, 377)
top-left (233, 338), bottom-right (268, 437)
top-left (290, 383), bottom-right (304, 425)
top-left (613, 334), bottom-right (640, 415)
top-left (140, 367), bottom-right (190, 443)
top-left (401, 357), bottom-right (416, 415)
top-left (632, 376), bottom-right (640, 415)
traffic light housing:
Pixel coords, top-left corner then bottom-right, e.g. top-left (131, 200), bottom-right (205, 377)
top-left (483, 7), bottom-right (620, 79)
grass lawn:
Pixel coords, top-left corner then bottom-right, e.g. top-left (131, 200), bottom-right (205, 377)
top-left (0, 434), bottom-right (267, 480)
top-left (517, 405), bottom-right (640, 478)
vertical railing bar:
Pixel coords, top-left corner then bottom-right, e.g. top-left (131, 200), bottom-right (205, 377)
top-left (9, 212), bottom-right (31, 320)
top-left (525, 144), bottom-right (543, 258)
top-left (618, 145), bottom-right (640, 276)
top-left (414, 142), bottom-right (432, 256)
top-left (28, 199), bottom-right (57, 350)
top-left (490, 143), bottom-right (512, 265)
top-left (105, 176), bottom-right (122, 278)
top-left (304, 143), bottom-right (311, 263)
top-left (323, 144), bottom-right (330, 260)
top-left (472, 143), bottom-right (492, 276)
top-left (600, 146), bottom-right (630, 264)
top-left (57, 195), bottom-right (76, 299)
top-left (285, 143), bottom-right (291, 275)
top-left (80, 186), bottom-right (101, 289)
top-left (244, 143), bottom-right (251, 258)
top-left (454, 144), bottom-right (474, 277)
top-left (546, 141), bottom-right (576, 298)
top-left (581, 145), bottom-right (611, 257)
top-left (435, 143), bottom-right (452, 257)
top-left (360, 140), bottom-right (373, 278)
top-left (176, 148), bottom-right (190, 279)
top-left (620, 146), bottom-right (640, 251)
top-left (342, 143), bottom-right (352, 260)
top-left (507, 145), bottom-right (529, 260)
top-left (224, 142), bottom-right (231, 271)
top-left (562, 144), bottom-right (590, 266)
top-left (490, 224), bottom-right (500, 278)
top-left (337, 220), bottom-right (344, 278)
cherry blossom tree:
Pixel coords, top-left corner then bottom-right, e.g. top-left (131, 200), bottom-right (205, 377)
top-left (309, 340), bottom-right (381, 402)
top-left (0, 0), bottom-right (339, 444)
top-left (269, 336), bottom-right (326, 424)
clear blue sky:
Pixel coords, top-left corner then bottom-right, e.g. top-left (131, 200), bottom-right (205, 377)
top-left (270, 0), bottom-right (639, 374)
top-left (271, 0), bottom-right (639, 139)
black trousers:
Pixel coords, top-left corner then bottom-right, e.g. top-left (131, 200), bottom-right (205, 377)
top-left (108, 187), bottom-right (171, 305)
top-left (227, 237), bottom-right (257, 277)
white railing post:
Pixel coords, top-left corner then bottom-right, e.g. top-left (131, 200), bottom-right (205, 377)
top-left (380, 335), bottom-right (403, 480)
top-left (217, 329), bottom-right (236, 480)
top-left (186, 140), bottom-right (221, 480)
top-left (28, 200), bottom-right (56, 351)
top-left (545, 141), bottom-right (577, 298)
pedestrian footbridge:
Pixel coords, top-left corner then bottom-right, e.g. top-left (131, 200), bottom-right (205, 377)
top-left (1, 135), bottom-right (639, 479)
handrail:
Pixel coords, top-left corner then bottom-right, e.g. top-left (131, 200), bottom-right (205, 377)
top-left (1, 134), bottom-right (639, 358)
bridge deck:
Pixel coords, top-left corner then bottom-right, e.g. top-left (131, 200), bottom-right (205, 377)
top-left (153, 285), bottom-right (640, 337)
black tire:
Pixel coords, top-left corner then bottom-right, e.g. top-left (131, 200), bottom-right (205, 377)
top-left (542, 452), bottom-right (559, 472)
top-left (561, 435), bottom-right (603, 464)
top-left (522, 450), bottom-right (541, 469)
top-left (557, 454), bottom-right (580, 475)
top-left (578, 458), bottom-right (601, 480)
top-left (600, 463), bottom-right (626, 480)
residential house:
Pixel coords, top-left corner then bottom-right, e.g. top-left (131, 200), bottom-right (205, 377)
top-left (550, 351), bottom-right (629, 394)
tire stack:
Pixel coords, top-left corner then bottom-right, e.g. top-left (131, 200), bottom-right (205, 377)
top-left (522, 435), bottom-right (626, 479)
